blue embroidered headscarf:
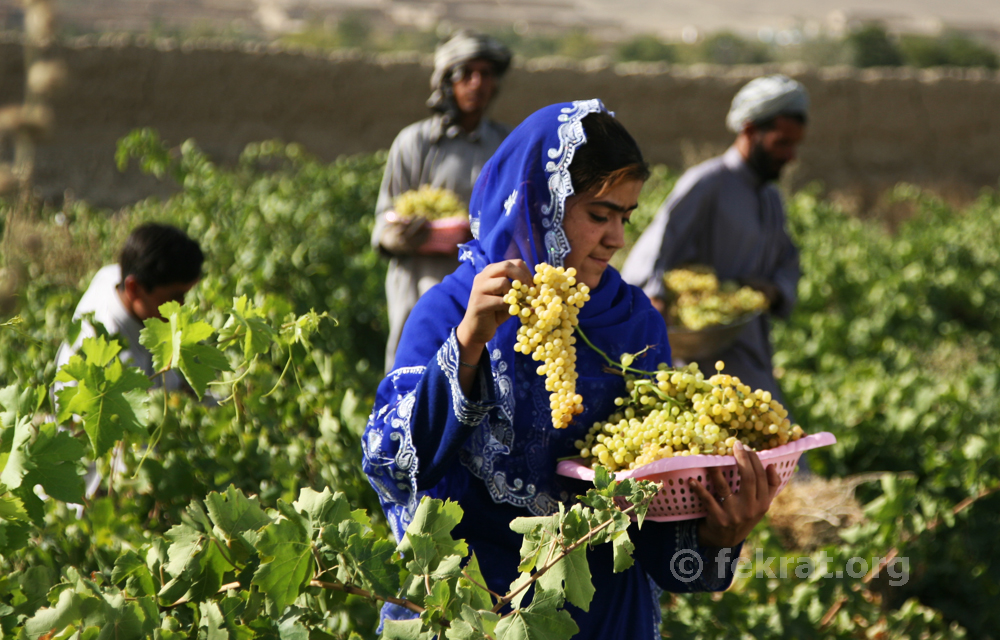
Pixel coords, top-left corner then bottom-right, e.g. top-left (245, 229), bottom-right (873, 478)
top-left (363, 100), bottom-right (671, 541)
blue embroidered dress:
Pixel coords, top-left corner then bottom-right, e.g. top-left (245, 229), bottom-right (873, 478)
top-left (362, 101), bottom-right (739, 638)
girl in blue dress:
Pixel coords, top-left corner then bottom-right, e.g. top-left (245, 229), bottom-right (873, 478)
top-left (362, 100), bottom-right (782, 638)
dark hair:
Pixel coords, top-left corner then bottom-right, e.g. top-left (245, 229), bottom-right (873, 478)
top-left (753, 111), bottom-right (808, 131)
top-left (119, 223), bottom-right (204, 290)
top-left (570, 111), bottom-right (650, 196)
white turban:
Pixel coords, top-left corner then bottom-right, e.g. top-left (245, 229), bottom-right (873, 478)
top-left (726, 75), bottom-right (809, 133)
top-left (427, 29), bottom-right (512, 114)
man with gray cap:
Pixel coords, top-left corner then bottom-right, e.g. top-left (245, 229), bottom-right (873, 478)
top-left (373, 29), bottom-right (512, 372)
top-left (621, 74), bottom-right (807, 403)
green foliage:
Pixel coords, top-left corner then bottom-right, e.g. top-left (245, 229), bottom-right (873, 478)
top-left (616, 34), bottom-right (676, 63)
top-left (899, 33), bottom-right (999, 69)
top-left (4, 133), bottom-right (1000, 638)
top-left (1, 132), bottom-right (391, 636)
top-left (848, 24), bottom-right (905, 68)
top-left (684, 31), bottom-right (772, 65)
top-left (55, 337), bottom-right (152, 457)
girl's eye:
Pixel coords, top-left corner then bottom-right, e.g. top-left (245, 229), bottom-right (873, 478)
top-left (588, 212), bottom-right (609, 223)
top-left (623, 218), bottom-right (632, 226)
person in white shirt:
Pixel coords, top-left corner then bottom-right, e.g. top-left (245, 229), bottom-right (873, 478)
top-left (55, 222), bottom-right (204, 391)
top-left (372, 29), bottom-right (513, 372)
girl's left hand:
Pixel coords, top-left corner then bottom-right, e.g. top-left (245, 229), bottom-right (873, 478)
top-left (688, 440), bottom-right (782, 548)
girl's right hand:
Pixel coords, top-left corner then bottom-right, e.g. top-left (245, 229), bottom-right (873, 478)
top-left (457, 259), bottom-right (533, 352)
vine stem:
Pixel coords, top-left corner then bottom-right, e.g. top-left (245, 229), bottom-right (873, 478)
top-left (462, 571), bottom-right (503, 602)
top-left (491, 500), bottom-right (643, 614)
top-left (574, 325), bottom-right (682, 408)
top-left (309, 580), bottom-right (425, 616)
top-left (263, 350), bottom-right (295, 398)
top-left (164, 581), bottom-right (242, 608)
top-left (134, 373), bottom-right (169, 477)
top-left (818, 483), bottom-right (1000, 628)
top-left (211, 537), bottom-right (238, 570)
top-left (574, 325), bottom-right (663, 377)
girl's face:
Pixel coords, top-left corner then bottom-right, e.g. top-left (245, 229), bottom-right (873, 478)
top-left (562, 178), bottom-right (644, 289)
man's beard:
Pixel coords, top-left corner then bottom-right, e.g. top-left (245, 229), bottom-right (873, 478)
top-left (746, 140), bottom-right (785, 183)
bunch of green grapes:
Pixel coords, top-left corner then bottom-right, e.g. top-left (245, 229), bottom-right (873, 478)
top-left (664, 266), bottom-right (768, 330)
top-left (394, 185), bottom-right (467, 221)
top-left (574, 360), bottom-right (805, 472)
top-left (503, 263), bottom-right (591, 429)
top-left (664, 265), bottom-right (719, 294)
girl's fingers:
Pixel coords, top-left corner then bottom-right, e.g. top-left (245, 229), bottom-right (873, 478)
top-left (688, 478), bottom-right (727, 524)
top-left (766, 464), bottom-right (782, 501)
top-left (746, 447), bottom-right (769, 504)
top-left (733, 441), bottom-right (758, 502)
top-left (706, 466), bottom-right (732, 506)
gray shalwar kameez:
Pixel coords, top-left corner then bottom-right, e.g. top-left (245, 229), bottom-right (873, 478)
top-left (373, 113), bottom-right (510, 372)
top-left (621, 146), bottom-right (800, 403)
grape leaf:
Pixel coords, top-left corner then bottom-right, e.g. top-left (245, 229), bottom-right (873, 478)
top-left (398, 498), bottom-right (468, 561)
top-left (279, 310), bottom-right (330, 350)
top-left (252, 516), bottom-right (314, 612)
top-left (0, 518), bottom-right (31, 554)
top-left (278, 616), bottom-right (310, 640)
top-left (593, 465), bottom-right (613, 492)
top-left (611, 531), bottom-right (636, 572)
top-left (140, 302), bottom-right (231, 399)
top-left (432, 554), bottom-right (464, 580)
top-left (111, 550), bottom-right (156, 597)
top-left (199, 601), bottom-right (228, 640)
top-left (0, 488), bottom-right (28, 521)
top-left (21, 423), bottom-right (87, 504)
top-left (24, 588), bottom-right (82, 640)
top-left (0, 383), bottom-right (43, 430)
top-left (0, 413), bottom-right (32, 490)
top-left (494, 585), bottom-right (578, 640)
top-left (536, 544), bottom-right (594, 612)
top-left (205, 486), bottom-right (273, 552)
top-left (291, 486), bottom-right (352, 532)
top-left (92, 593), bottom-right (158, 640)
top-left (158, 523), bottom-right (230, 604)
top-left (507, 572), bottom-right (532, 610)
top-left (423, 578), bottom-right (452, 624)
top-left (382, 619), bottom-right (436, 640)
top-left (218, 295), bottom-right (277, 361)
top-left (402, 532), bottom-right (439, 576)
top-left (445, 605), bottom-right (500, 640)
top-left (455, 553), bottom-right (494, 612)
top-left (343, 532), bottom-right (400, 598)
top-left (55, 337), bottom-right (151, 458)
top-left (510, 516), bottom-right (554, 574)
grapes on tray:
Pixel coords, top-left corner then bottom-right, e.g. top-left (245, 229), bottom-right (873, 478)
top-left (664, 266), bottom-right (768, 330)
top-left (393, 185), bottom-right (468, 221)
top-left (574, 360), bottom-right (805, 472)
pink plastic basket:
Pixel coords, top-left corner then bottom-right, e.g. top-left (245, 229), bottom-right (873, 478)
top-left (384, 211), bottom-right (471, 255)
top-left (556, 432), bottom-right (837, 521)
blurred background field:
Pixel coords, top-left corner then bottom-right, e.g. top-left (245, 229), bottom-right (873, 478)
top-left (2, 1), bottom-right (1000, 638)
top-left (3, 0), bottom-right (998, 69)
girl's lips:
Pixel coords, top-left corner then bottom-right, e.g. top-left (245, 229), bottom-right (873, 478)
top-left (588, 255), bottom-right (611, 265)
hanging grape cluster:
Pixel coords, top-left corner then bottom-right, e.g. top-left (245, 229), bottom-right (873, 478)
top-left (575, 361), bottom-right (805, 472)
top-left (504, 263), bottom-right (591, 429)
top-left (664, 266), bottom-right (768, 330)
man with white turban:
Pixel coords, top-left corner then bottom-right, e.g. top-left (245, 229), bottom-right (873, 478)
top-left (622, 74), bottom-right (808, 404)
top-left (373, 30), bottom-right (512, 372)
